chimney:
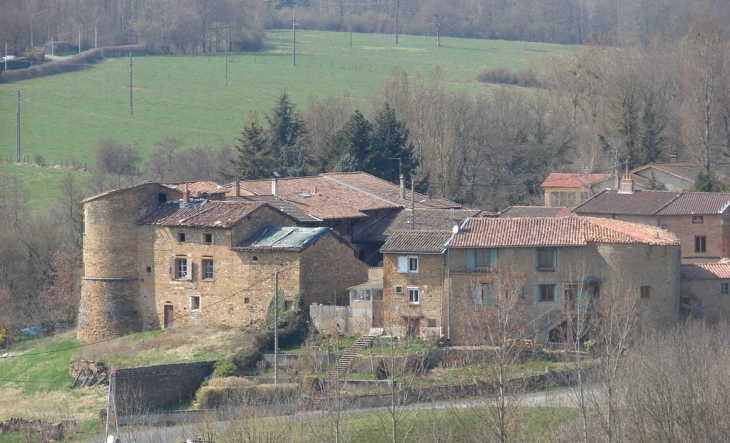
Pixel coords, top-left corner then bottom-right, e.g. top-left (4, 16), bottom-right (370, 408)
top-left (271, 177), bottom-right (278, 196)
top-left (313, 184), bottom-right (317, 195)
top-left (399, 174), bottom-right (405, 200)
top-left (183, 183), bottom-right (190, 202)
top-left (670, 153), bottom-right (678, 162)
top-left (618, 174), bottom-right (635, 194)
top-left (235, 180), bottom-right (240, 197)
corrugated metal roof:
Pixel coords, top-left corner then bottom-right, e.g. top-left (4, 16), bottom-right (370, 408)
top-left (446, 217), bottom-right (679, 248)
top-left (681, 263), bottom-right (730, 279)
top-left (139, 200), bottom-right (267, 228)
top-left (380, 230), bottom-right (453, 254)
top-left (233, 226), bottom-right (330, 252)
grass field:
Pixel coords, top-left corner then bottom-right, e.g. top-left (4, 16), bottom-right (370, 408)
top-left (0, 31), bottom-right (569, 166)
top-left (0, 163), bottom-right (87, 211)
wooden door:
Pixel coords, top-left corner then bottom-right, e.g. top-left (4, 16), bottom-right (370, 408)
top-left (164, 305), bottom-right (173, 329)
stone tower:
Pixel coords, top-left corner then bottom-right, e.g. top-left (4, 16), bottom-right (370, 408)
top-left (77, 183), bottom-right (163, 344)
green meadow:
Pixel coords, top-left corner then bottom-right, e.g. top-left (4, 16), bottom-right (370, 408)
top-left (0, 30), bottom-right (569, 165)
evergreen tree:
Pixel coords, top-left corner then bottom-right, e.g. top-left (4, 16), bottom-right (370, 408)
top-left (232, 111), bottom-right (272, 180)
top-left (266, 92), bottom-right (313, 176)
top-left (369, 104), bottom-right (418, 184)
top-left (691, 171), bottom-right (728, 192)
top-left (321, 110), bottom-right (373, 172)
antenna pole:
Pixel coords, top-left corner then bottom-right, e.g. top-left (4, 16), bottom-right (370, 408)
top-left (274, 270), bottom-right (279, 384)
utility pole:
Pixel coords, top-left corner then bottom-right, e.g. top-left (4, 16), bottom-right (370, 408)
top-left (78, 29), bottom-right (81, 53)
top-left (4, 43), bottom-right (7, 71)
top-left (292, 15), bottom-right (298, 66)
top-left (95, 26), bottom-right (98, 49)
top-left (274, 270), bottom-right (279, 384)
top-left (128, 52), bottom-right (133, 116)
top-left (225, 33), bottom-right (228, 86)
top-left (16, 89), bottom-right (20, 163)
top-left (349, 9), bottom-right (353, 55)
top-left (395, 0), bottom-right (399, 44)
top-left (50, 37), bottom-right (54, 60)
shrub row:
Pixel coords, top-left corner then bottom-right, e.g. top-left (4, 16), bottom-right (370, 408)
top-left (477, 66), bottom-right (540, 88)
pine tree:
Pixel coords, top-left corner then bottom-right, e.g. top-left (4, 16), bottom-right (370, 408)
top-left (266, 92), bottom-right (313, 176)
top-left (368, 104), bottom-right (418, 184)
top-left (321, 110), bottom-right (373, 172)
top-left (233, 111), bottom-right (272, 180)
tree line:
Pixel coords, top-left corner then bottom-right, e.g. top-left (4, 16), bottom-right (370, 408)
top-left (5, 0), bottom-right (730, 57)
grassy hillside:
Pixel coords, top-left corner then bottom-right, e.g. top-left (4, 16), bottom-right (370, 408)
top-left (0, 31), bottom-right (569, 166)
top-left (0, 163), bottom-right (87, 211)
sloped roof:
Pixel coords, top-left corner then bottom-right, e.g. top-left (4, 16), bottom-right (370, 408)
top-left (81, 182), bottom-right (160, 204)
top-left (139, 200), bottom-right (270, 228)
top-left (322, 172), bottom-right (460, 209)
top-left (655, 192), bottom-right (730, 215)
top-left (162, 181), bottom-right (227, 195)
top-left (347, 278), bottom-right (384, 290)
top-left (498, 206), bottom-right (573, 218)
top-left (232, 226), bottom-right (331, 252)
top-left (380, 230), bottom-right (453, 254)
top-left (541, 173), bottom-right (612, 189)
top-left (632, 161), bottom-right (699, 181)
top-left (227, 195), bottom-right (321, 223)
top-left (681, 263), bottom-right (730, 279)
top-left (354, 208), bottom-right (482, 243)
top-left (447, 217), bottom-right (679, 248)
top-left (573, 190), bottom-right (681, 215)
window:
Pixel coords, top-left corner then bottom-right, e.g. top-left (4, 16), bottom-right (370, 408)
top-left (244, 297), bottom-right (251, 304)
top-left (538, 284), bottom-right (557, 302)
top-left (190, 296), bottom-right (200, 310)
top-left (146, 266), bottom-right (151, 273)
top-left (537, 248), bottom-right (557, 270)
top-left (203, 233), bottom-right (213, 244)
top-left (202, 258), bottom-right (214, 280)
top-left (353, 289), bottom-right (372, 301)
top-left (178, 232), bottom-right (186, 242)
top-left (467, 248), bottom-right (497, 270)
top-left (695, 236), bottom-right (706, 253)
top-left (476, 283), bottom-right (492, 306)
top-left (408, 287), bottom-right (420, 304)
top-left (640, 286), bottom-right (651, 299)
top-left (721, 283), bottom-right (729, 295)
top-left (252, 256), bottom-right (258, 263)
top-left (693, 215), bottom-right (704, 224)
top-left (580, 192), bottom-right (591, 203)
top-left (550, 191), bottom-right (576, 207)
top-left (395, 286), bottom-right (404, 294)
top-left (173, 257), bottom-right (191, 280)
top-left (398, 256), bottom-right (419, 273)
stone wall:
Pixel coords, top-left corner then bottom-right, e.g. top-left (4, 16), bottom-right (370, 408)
top-left (111, 361), bottom-right (214, 415)
top-left (660, 213), bottom-right (730, 263)
top-left (681, 277), bottom-right (730, 322)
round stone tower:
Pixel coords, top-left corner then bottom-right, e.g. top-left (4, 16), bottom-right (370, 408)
top-left (77, 183), bottom-right (162, 343)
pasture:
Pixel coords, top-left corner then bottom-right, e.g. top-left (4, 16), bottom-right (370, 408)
top-left (0, 31), bottom-right (569, 165)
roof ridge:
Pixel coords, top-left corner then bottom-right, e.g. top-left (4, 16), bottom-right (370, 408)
top-left (653, 192), bottom-right (684, 215)
top-left (322, 174), bottom-right (401, 208)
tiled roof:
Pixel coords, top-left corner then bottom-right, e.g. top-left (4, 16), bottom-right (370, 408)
top-left (632, 161), bottom-right (699, 181)
top-left (227, 195), bottom-right (321, 223)
top-left (81, 182), bottom-right (160, 204)
top-left (655, 192), bottom-right (730, 215)
top-left (498, 206), bottom-right (574, 218)
top-left (447, 217), bottom-right (679, 248)
top-left (573, 190), bottom-right (681, 215)
top-left (354, 208), bottom-right (481, 243)
top-left (162, 181), bottom-right (227, 196)
top-left (380, 230), bottom-right (453, 254)
top-left (541, 173), bottom-right (612, 189)
top-left (322, 172), bottom-right (461, 209)
top-left (681, 263), bottom-right (730, 279)
top-left (232, 226), bottom-right (330, 252)
top-left (139, 200), bottom-right (269, 228)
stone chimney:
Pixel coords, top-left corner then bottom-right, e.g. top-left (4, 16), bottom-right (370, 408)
top-left (618, 174), bottom-right (635, 194)
top-left (183, 183), bottom-right (190, 202)
top-left (399, 174), bottom-right (405, 200)
top-left (271, 177), bottom-right (278, 196)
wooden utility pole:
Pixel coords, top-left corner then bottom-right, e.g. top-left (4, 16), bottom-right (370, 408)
top-left (16, 89), bottom-right (20, 163)
top-left (395, 0), bottom-right (399, 44)
top-left (292, 15), bottom-right (298, 66)
top-left (274, 270), bottom-right (279, 384)
top-left (225, 36), bottom-right (228, 86)
top-left (128, 52), bottom-right (133, 116)
top-left (349, 9), bottom-right (353, 55)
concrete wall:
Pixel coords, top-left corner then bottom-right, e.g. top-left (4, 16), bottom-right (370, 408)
top-left (112, 361), bottom-right (214, 415)
top-left (310, 305), bottom-right (350, 334)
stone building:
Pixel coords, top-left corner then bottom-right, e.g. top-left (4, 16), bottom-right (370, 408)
top-left (380, 217), bottom-right (681, 344)
top-left (680, 263), bottom-right (730, 322)
top-left (77, 182), bottom-right (367, 343)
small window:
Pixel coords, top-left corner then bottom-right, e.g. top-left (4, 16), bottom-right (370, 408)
top-left (408, 287), bottom-right (420, 304)
top-left (721, 283), bottom-right (729, 295)
top-left (244, 297), bottom-right (251, 304)
top-left (178, 232), bottom-right (186, 242)
top-left (191, 296), bottom-right (200, 310)
top-left (397, 256), bottom-right (419, 273)
top-left (158, 193), bottom-right (167, 203)
top-left (203, 233), bottom-right (213, 244)
top-left (693, 215), bottom-right (704, 224)
top-left (202, 258), bottom-right (214, 280)
top-left (395, 286), bottom-right (404, 294)
top-left (252, 256), bottom-right (258, 263)
top-left (537, 248), bottom-right (557, 271)
top-left (146, 266), bottom-right (151, 273)
top-left (695, 236), bottom-right (706, 253)
top-left (538, 284), bottom-right (556, 302)
top-left (640, 286), bottom-right (651, 299)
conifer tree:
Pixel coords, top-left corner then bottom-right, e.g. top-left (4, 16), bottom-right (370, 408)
top-left (233, 111), bottom-right (272, 180)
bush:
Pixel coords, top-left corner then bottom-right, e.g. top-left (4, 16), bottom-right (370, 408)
top-left (301, 375), bottom-right (323, 394)
top-left (252, 330), bottom-right (274, 352)
top-left (212, 357), bottom-right (239, 378)
top-left (196, 383), bottom-right (299, 409)
top-left (232, 347), bottom-right (262, 372)
top-left (477, 66), bottom-right (540, 87)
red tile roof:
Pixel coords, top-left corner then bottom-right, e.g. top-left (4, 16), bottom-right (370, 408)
top-left (81, 182), bottom-right (161, 204)
top-left (139, 200), bottom-right (270, 228)
top-left (380, 230), bottom-right (453, 254)
top-left (354, 208), bottom-right (481, 243)
top-left (447, 217), bottom-right (679, 248)
top-left (573, 190), bottom-right (681, 215)
top-left (655, 192), bottom-right (730, 215)
top-left (541, 173), bottom-right (612, 189)
top-left (498, 206), bottom-right (574, 218)
top-left (323, 172), bottom-right (460, 209)
top-left (681, 263), bottom-right (730, 279)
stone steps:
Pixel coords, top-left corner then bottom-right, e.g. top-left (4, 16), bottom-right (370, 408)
top-left (326, 335), bottom-right (375, 387)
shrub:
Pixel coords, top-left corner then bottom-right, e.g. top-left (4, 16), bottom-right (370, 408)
top-left (196, 383), bottom-right (299, 409)
top-left (477, 66), bottom-right (540, 87)
top-left (232, 347), bottom-right (262, 372)
top-left (301, 375), bottom-right (322, 394)
top-left (252, 330), bottom-right (274, 352)
top-left (212, 357), bottom-right (239, 377)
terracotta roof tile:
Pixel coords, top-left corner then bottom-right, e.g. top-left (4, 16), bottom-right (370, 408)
top-left (541, 173), bottom-right (612, 189)
top-left (227, 195), bottom-right (321, 223)
top-left (447, 217), bottom-right (679, 248)
top-left (81, 182), bottom-right (160, 204)
top-left (354, 208), bottom-right (481, 243)
top-left (380, 230), bottom-right (453, 254)
top-left (681, 263), bottom-right (730, 279)
top-left (498, 206), bottom-right (574, 218)
top-left (655, 192), bottom-right (730, 215)
top-left (139, 200), bottom-right (269, 228)
top-left (573, 190), bottom-right (681, 215)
